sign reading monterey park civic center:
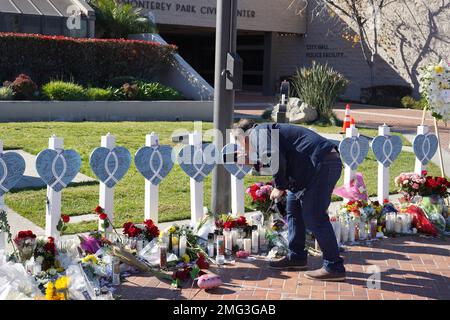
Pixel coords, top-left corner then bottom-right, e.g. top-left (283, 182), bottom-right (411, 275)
top-left (118, 0), bottom-right (307, 34)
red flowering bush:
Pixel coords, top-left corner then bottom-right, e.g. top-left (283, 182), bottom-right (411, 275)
top-left (11, 74), bottom-right (37, 99)
top-left (0, 33), bottom-right (177, 88)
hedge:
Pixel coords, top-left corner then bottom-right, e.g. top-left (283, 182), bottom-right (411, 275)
top-left (0, 33), bottom-right (177, 87)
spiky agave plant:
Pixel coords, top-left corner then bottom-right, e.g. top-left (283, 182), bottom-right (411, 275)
top-left (292, 62), bottom-right (349, 124)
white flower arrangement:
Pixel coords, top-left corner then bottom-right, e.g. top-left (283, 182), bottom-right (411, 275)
top-left (419, 60), bottom-right (450, 121)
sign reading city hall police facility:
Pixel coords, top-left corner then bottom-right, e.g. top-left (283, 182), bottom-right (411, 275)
top-left (119, 0), bottom-right (307, 34)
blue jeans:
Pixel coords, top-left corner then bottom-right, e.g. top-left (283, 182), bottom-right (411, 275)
top-left (286, 156), bottom-right (345, 273)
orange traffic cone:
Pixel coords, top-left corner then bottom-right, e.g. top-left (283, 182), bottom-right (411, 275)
top-left (351, 116), bottom-right (355, 125)
top-left (340, 104), bottom-right (352, 134)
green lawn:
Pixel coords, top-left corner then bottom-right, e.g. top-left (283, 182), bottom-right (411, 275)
top-left (1, 121), bottom-right (440, 234)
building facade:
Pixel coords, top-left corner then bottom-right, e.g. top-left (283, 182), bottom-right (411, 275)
top-left (1, 0), bottom-right (448, 101)
top-left (0, 0), bottom-right (95, 38)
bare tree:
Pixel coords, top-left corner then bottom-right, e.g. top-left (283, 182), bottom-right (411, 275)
top-left (309, 0), bottom-right (395, 88)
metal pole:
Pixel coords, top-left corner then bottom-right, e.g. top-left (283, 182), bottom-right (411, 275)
top-left (211, 0), bottom-right (238, 214)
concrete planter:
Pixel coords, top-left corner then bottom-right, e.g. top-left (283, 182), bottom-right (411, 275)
top-left (0, 100), bottom-right (213, 122)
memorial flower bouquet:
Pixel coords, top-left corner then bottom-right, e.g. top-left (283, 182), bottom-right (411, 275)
top-left (78, 232), bottom-right (111, 255)
top-left (122, 219), bottom-right (160, 242)
top-left (214, 214), bottom-right (248, 232)
top-left (246, 181), bottom-right (274, 212)
top-left (45, 275), bottom-right (69, 300)
top-left (34, 236), bottom-right (59, 271)
top-left (395, 172), bottom-right (427, 201)
top-left (419, 60), bottom-right (450, 121)
top-left (13, 230), bottom-right (37, 262)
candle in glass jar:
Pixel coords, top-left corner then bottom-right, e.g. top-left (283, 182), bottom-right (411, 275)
top-left (341, 223), bottom-right (349, 243)
top-left (359, 221), bottom-right (366, 240)
top-left (231, 229), bottom-right (239, 247)
top-left (224, 228), bottom-right (232, 255)
top-left (251, 226), bottom-right (259, 254)
top-left (370, 219), bottom-right (378, 239)
top-left (394, 216), bottom-right (402, 233)
top-left (243, 238), bottom-right (251, 253)
top-left (179, 233), bottom-right (187, 257)
top-left (348, 220), bottom-right (355, 242)
top-left (159, 243), bottom-right (167, 269)
top-left (259, 226), bottom-right (267, 250)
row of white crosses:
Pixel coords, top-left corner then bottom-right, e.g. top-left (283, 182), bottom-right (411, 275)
top-left (340, 124), bottom-right (439, 203)
top-left (1, 131), bottom-right (249, 240)
top-left (0, 124), bottom-right (438, 244)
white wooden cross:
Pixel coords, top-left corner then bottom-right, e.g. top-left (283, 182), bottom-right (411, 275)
top-left (189, 131), bottom-right (204, 226)
top-left (414, 125), bottom-right (429, 175)
top-left (144, 132), bottom-right (159, 223)
top-left (0, 140), bottom-right (5, 250)
top-left (230, 133), bottom-right (245, 215)
top-left (377, 124), bottom-right (390, 203)
top-left (99, 133), bottom-right (115, 233)
top-left (46, 135), bottom-right (63, 239)
top-left (343, 125), bottom-right (359, 202)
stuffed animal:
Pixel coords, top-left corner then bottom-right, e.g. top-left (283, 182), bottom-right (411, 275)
top-left (197, 274), bottom-right (223, 289)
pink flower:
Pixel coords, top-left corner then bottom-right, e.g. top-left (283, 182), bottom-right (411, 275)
top-left (412, 183), bottom-right (419, 189)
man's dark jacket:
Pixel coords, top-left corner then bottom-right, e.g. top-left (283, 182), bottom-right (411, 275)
top-left (249, 123), bottom-right (339, 193)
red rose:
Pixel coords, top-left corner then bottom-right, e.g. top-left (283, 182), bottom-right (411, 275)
top-left (223, 221), bottom-right (234, 230)
top-left (196, 253), bottom-right (210, 270)
top-left (421, 170), bottom-right (428, 176)
top-left (236, 216), bottom-right (247, 227)
top-left (99, 213), bottom-right (108, 220)
top-left (95, 205), bottom-right (103, 214)
top-left (62, 214), bottom-right (70, 223)
top-left (347, 201), bottom-right (355, 206)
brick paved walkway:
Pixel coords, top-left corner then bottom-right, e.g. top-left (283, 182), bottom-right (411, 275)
top-left (117, 236), bottom-right (450, 300)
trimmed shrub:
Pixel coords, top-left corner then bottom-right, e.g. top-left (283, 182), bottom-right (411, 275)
top-left (137, 82), bottom-right (183, 100)
top-left (401, 96), bottom-right (428, 110)
top-left (0, 33), bottom-right (177, 87)
top-left (42, 81), bottom-right (88, 101)
top-left (108, 76), bottom-right (143, 88)
top-left (11, 74), bottom-right (37, 100)
top-left (292, 62), bottom-right (348, 123)
top-left (86, 87), bottom-right (113, 101)
top-left (111, 81), bottom-right (182, 101)
top-left (0, 86), bottom-right (14, 100)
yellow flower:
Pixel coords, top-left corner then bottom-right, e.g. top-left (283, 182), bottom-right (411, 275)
top-left (182, 254), bottom-right (190, 263)
top-left (45, 282), bottom-right (55, 300)
top-left (435, 65), bottom-right (444, 74)
top-left (168, 226), bottom-right (176, 234)
top-left (81, 254), bottom-right (98, 265)
top-left (159, 231), bottom-right (165, 239)
top-left (55, 276), bottom-right (69, 291)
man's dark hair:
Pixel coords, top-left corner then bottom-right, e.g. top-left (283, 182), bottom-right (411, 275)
top-left (233, 118), bottom-right (256, 133)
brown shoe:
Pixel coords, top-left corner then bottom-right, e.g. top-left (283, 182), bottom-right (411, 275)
top-left (269, 256), bottom-right (308, 270)
top-left (304, 267), bottom-right (346, 282)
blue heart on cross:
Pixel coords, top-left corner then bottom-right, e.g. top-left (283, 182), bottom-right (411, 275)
top-left (177, 144), bottom-right (218, 182)
top-left (339, 136), bottom-right (369, 170)
top-left (36, 149), bottom-right (81, 192)
top-left (89, 147), bottom-right (131, 188)
top-left (372, 135), bottom-right (403, 167)
top-left (134, 145), bottom-right (174, 185)
top-left (222, 143), bottom-right (252, 180)
top-left (0, 152), bottom-right (26, 196)
top-left (413, 133), bottom-right (438, 165)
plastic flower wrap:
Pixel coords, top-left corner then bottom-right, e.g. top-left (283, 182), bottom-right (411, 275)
top-left (419, 60), bottom-right (450, 121)
top-left (333, 173), bottom-right (369, 201)
top-left (0, 259), bottom-right (40, 300)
